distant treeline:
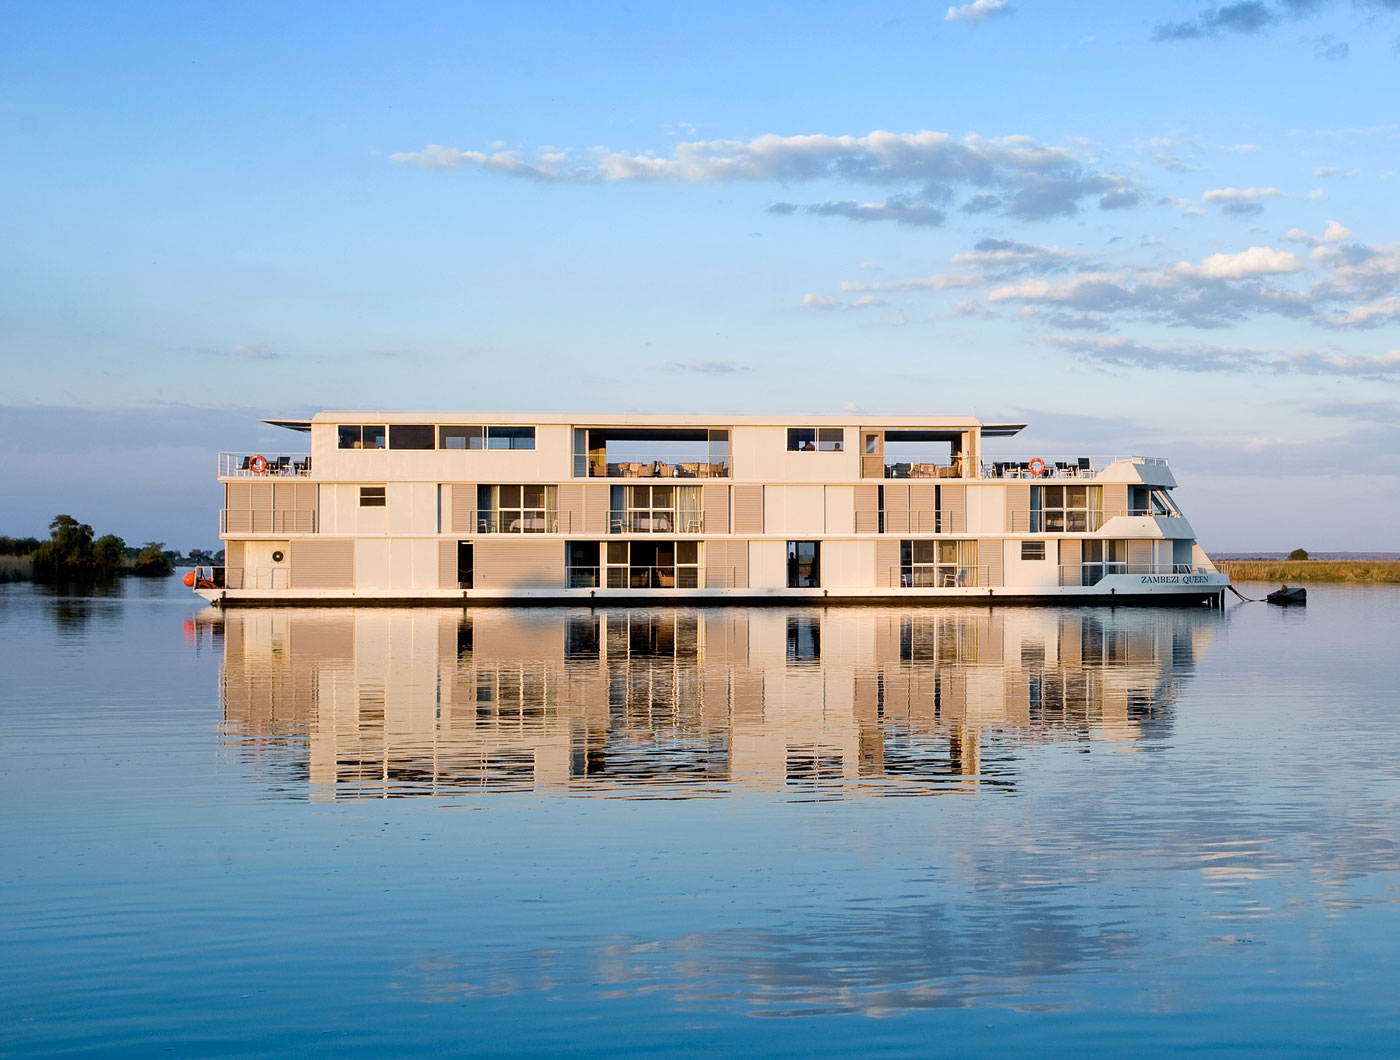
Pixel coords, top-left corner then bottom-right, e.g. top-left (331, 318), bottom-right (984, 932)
top-left (0, 515), bottom-right (223, 584)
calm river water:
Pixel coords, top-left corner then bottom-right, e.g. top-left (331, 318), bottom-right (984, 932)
top-left (2, 577), bottom-right (1398, 1057)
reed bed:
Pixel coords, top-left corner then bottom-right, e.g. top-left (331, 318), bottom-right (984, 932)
top-left (0, 555), bottom-right (32, 583)
top-left (1216, 560), bottom-right (1400, 583)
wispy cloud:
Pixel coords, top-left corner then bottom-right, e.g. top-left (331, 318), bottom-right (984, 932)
top-left (1201, 185), bottom-right (1285, 216)
top-left (1051, 336), bottom-right (1400, 379)
top-left (197, 340), bottom-right (283, 361)
top-left (394, 130), bottom-right (1141, 224)
top-left (663, 359), bottom-right (752, 374)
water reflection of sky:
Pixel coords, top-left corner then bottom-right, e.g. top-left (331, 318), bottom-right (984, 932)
top-left (5, 581), bottom-right (1400, 1057)
top-left (214, 606), bottom-right (1212, 800)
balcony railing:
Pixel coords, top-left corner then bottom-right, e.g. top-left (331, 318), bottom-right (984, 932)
top-left (566, 565), bottom-right (705, 589)
top-left (888, 565), bottom-right (988, 588)
top-left (982, 455), bottom-right (1168, 480)
top-left (1006, 509), bottom-right (1153, 533)
top-left (219, 453), bottom-right (312, 477)
top-left (609, 510), bottom-right (704, 534)
top-left (1060, 563), bottom-right (1212, 587)
top-left (589, 461), bottom-right (729, 479)
top-left (865, 511), bottom-right (964, 534)
top-left (882, 459), bottom-right (968, 479)
top-left (220, 566), bottom-right (291, 590)
top-left (220, 510), bottom-right (317, 534)
top-left (469, 510), bottom-right (567, 534)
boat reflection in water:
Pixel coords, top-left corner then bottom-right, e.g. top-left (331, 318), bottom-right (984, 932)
top-left (215, 606), bottom-right (1216, 799)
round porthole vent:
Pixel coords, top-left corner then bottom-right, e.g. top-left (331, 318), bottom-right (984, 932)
top-left (271, 550), bottom-right (285, 563)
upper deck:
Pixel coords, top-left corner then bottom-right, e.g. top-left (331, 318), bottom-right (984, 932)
top-left (217, 411), bottom-right (1173, 488)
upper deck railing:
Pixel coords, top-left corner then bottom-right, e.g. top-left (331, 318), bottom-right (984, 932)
top-left (220, 453), bottom-right (312, 478)
top-left (981, 455), bottom-right (1167, 480)
top-left (589, 461), bottom-right (729, 479)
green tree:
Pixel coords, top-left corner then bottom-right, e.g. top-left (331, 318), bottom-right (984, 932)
top-left (1288, 548), bottom-right (1309, 561)
top-left (94, 534), bottom-right (127, 568)
top-left (133, 541), bottom-right (175, 577)
top-left (31, 515), bottom-right (97, 579)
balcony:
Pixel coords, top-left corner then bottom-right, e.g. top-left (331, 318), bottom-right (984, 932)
top-left (220, 452), bottom-right (312, 478)
top-left (470, 510), bottom-right (568, 534)
top-left (887, 565), bottom-right (988, 588)
top-left (1005, 508), bottom-right (1154, 533)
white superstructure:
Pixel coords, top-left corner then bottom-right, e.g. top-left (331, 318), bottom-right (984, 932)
top-left (195, 411), bottom-right (1229, 606)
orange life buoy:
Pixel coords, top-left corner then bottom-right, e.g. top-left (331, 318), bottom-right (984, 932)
top-left (249, 454), bottom-right (269, 474)
top-left (1028, 457), bottom-right (1047, 477)
top-left (183, 570), bottom-right (197, 587)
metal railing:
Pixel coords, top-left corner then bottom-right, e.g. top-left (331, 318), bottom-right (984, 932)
top-left (1059, 563), bottom-right (1212, 587)
top-left (588, 461), bottom-right (729, 479)
top-left (887, 565), bottom-right (988, 588)
top-left (220, 510), bottom-right (317, 534)
top-left (219, 566), bottom-right (291, 590)
top-left (469, 510), bottom-right (567, 534)
top-left (871, 511), bottom-right (964, 534)
top-left (982, 455), bottom-right (1167, 480)
top-left (1006, 509), bottom-right (1152, 533)
top-left (219, 453), bottom-right (312, 477)
top-left (565, 564), bottom-right (704, 589)
top-left (608, 510), bottom-right (704, 534)
top-left (882, 459), bottom-right (968, 479)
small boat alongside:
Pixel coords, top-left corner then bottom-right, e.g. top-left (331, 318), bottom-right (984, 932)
top-left (1266, 585), bottom-right (1307, 606)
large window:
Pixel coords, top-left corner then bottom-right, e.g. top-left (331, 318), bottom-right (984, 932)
top-left (477, 484), bottom-right (557, 532)
top-left (488, 426), bottom-right (535, 450)
top-left (439, 426), bottom-right (485, 450)
top-left (601, 540), bottom-right (701, 588)
top-left (338, 425), bottom-right (386, 449)
top-left (1033, 485), bottom-right (1101, 532)
top-left (609, 484), bottom-right (703, 533)
top-left (1081, 539), bottom-right (1127, 585)
top-left (787, 428), bottom-right (844, 452)
top-left (900, 540), bottom-right (978, 587)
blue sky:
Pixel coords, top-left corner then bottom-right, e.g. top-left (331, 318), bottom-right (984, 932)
top-left (3, 0), bottom-right (1399, 550)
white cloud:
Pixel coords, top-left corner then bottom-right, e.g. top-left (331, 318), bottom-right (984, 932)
top-left (1307, 188), bottom-right (1325, 199)
top-left (842, 274), bottom-right (978, 293)
top-left (1201, 186), bottom-right (1284, 203)
top-left (1175, 246), bottom-right (1301, 279)
top-left (945, 0), bottom-right (1010, 25)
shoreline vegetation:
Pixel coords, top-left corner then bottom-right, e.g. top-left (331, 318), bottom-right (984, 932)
top-left (1214, 559), bottom-right (1400, 584)
top-left (1, 516), bottom-right (221, 585)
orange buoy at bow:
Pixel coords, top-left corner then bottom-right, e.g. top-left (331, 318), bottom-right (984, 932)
top-left (1028, 457), bottom-right (1047, 477)
top-left (183, 570), bottom-right (197, 587)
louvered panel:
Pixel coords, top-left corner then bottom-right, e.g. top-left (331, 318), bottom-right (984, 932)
top-left (1102, 483), bottom-right (1129, 519)
top-left (1128, 538), bottom-right (1154, 569)
top-left (1003, 483), bottom-right (1030, 533)
top-left (909, 484), bottom-right (937, 533)
top-left (439, 538), bottom-right (459, 589)
top-left (450, 484), bottom-right (477, 534)
top-left (733, 486), bottom-right (764, 534)
top-left (226, 482), bottom-right (251, 509)
top-left (702, 483), bottom-right (729, 535)
top-left (861, 455), bottom-right (884, 479)
top-left (584, 484), bottom-right (609, 534)
top-left (473, 538), bottom-right (562, 589)
top-left (854, 484), bottom-right (879, 534)
top-left (556, 483), bottom-right (584, 535)
top-left (289, 539), bottom-right (355, 588)
top-left (248, 480), bottom-right (273, 509)
top-left (940, 484), bottom-right (966, 534)
top-left (225, 510), bottom-right (252, 533)
top-left (884, 484), bottom-right (909, 534)
top-left (875, 538), bottom-right (901, 588)
top-left (704, 540), bottom-right (747, 588)
top-left (980, 539), bottom-right (1004, 587)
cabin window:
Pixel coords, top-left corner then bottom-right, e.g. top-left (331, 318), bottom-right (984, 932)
top-left (1021, 541), bottom-right (1046, 561)
top-left (787, 428), bottom-right (844, 452)
top-left (439, 426), bottom-right (485, 450)
top-left (1081, 539), bottom-right (1128, 585)
top-left (389, 424), bottom-right (435, 450)
top-left (359, 486), bottom-right (386, 507)
top-left (338, 425), bottom-right (386, 450)
top-left (488, 426), bottom-right (535, 450)
top-left (602, 540), bottom-right (700, 588)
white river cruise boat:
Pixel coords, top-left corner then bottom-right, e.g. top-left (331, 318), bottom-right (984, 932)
top-left (191, 412), bottom-right (1230, 607)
